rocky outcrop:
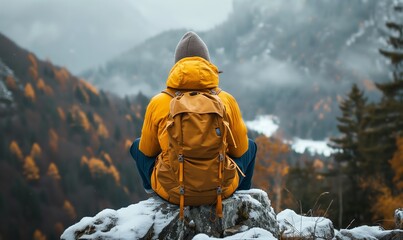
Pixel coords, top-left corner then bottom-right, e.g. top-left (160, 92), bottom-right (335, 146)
top-left (61, 190), bottom-right (403, 240)
top-left (277, 209), bottom-right (403, 240)
top-left (61, 189), bottom-right (279, 240)
top-left (334, 226), bottom-right (403, 240)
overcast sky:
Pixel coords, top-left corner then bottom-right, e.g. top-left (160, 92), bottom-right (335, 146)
top-left (0, 0), bottom-right (233, 74)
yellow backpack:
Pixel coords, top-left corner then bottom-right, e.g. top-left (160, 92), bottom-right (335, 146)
top-left (154, 88), bottom-right (243, 219)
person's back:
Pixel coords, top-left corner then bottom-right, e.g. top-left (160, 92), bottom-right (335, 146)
top-left (130, 31), bottom-right (257, 219)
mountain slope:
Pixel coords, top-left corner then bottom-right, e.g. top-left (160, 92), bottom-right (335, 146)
top-left (0, 33), bottom-right (147, 240)
top-left (83, 0), bottom-right (392, 139)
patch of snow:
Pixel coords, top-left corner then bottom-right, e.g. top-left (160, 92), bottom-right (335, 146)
top-left (0, 60), bottom-right (15, 103)
top-left (346, 19), bottom-right (375, 46)
top-left (236, 189), bottom-right (268, 197)
top-left (61, 197), bottom-right (176, 240)
top-left (246, 115), bottom-right (335, 156)
top-left (245, 115), bottom-right (279, 137)
top-left (193, 227), bottom-right (277, 240)
top-left (249, 210), bottom-right (261, 219)
top-left (277, 209), bottom-right (334, 239)
top-left (239, 225), bottom-right (249, 232)
top-left (0, 81), bottom-right (13, 103)
top-left (337, 225), bottom-right (403, 239)
top-left (0, 58), bottom-right (14, 76)
top-left (291, 138), bottom-right (335, 157)
top-left (233, 190), bottom-right (264, 207)
top-left (396, 208), bottom-right (403, 225)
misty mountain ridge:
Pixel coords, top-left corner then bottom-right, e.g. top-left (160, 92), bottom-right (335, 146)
top-left (83, 0), bottom-right (394, 140)
top-left (0, 0), bottom-right (154, 74)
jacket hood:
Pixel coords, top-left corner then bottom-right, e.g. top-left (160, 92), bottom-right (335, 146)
top-left (166, 57), bottom-right (219, 90)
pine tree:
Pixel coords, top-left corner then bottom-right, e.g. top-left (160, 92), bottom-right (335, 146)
top-left (362, 2), bottom-right (403, 182)
top-left (330, 84), bottom-right (367, 168)
top-left (330, 84), bottom-right (368, 226)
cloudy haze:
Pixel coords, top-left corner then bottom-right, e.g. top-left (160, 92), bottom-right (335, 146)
top-left (0, 0), bottom-right (233, 74)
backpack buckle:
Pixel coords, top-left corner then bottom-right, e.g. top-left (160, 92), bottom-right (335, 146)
top-left (178, 154), bottom-right (184, 162)
top-left (219, 153), bottom-right (224, 162)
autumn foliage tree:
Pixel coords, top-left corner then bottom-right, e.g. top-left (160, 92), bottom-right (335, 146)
top-left (24, 83), bottom-right (36, 102)
top-left (30, 143), bottom-right (42, 159)
top-left (67, 105), bottom-right (91, 132)
top-left (28, 53), bottom-right (39, 81)
top-left (48, 129), bottom-right (59, 153)
top-left (390, 137), bottom-right (403, 190)
top-left (57, 107), bottom-right (66, 122)
top-left (53, 67), bottom-right (69, 87)
top-left (253, 135), bottom-right (290, 211)
top-left (23, 156), bottom-right (40, 181)
top-left (0, 34), bottom-right (146, 239)
top-left (9, 140), bottom-right (23, 161)
top-left (32, 229), bottom-right (46, 240)
top-left (47, 162), bottom-right (61, 180)
top-left (63, 200), bottom-right (77, 220)
top-left (5, 75), bottom-right (17, 90)
top-left (370, 136), bottom-right (403, 228)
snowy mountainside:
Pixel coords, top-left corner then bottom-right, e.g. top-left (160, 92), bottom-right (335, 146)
top-left (0, 60), bottom-right (14, 102)
top-left (83, 0), bottom-right (394, 139)
top-left (0, 59), bottom-right (17, 116)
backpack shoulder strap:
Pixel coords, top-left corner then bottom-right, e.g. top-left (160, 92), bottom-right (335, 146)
top-left (209, 87), bottom-right (222, 95)
top-left (215, 87), bottom-right (222, 95)
top-left (161, 88), bottom-right (181, 98)
top-left (163, 88), bottom-right (222, 97)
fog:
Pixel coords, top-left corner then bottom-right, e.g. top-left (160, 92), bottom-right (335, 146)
top-left (0, 0), bottom-right (233, 74)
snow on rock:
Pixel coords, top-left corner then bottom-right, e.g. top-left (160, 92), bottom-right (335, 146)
top-left (193, 227), bottom-right (277, 240)
top-left (334, 225), bottom-right (403, 240)
top-left (245, 115), bottom-right (279, 137)
top-left (61, 189), bottom-right (279, 240)
top-left (396, 208), bottom-right (403, 229)
top-left (60, 197), bottom-right (177, 240)
top-left (277, 209), bottom-right (334, 239)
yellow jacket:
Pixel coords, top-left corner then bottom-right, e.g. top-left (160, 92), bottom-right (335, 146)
top-left (139, 57), bottom-right (248, 159)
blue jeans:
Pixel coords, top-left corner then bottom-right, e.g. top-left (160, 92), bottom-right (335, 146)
top-left (130, 138), bottom-right (257, 191)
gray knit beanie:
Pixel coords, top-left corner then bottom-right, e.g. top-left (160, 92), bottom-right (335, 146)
top-left (174, 31), bottom-right (210, 63)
